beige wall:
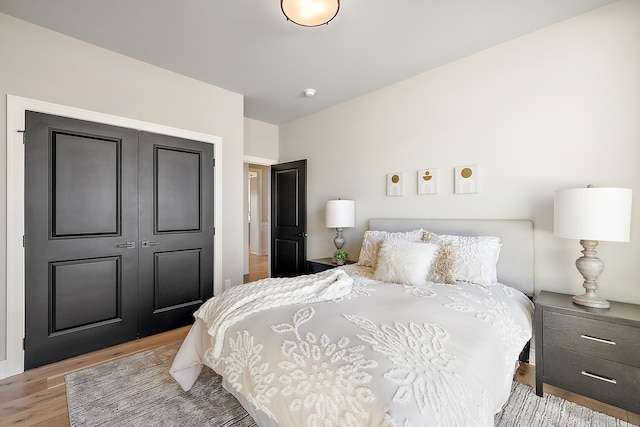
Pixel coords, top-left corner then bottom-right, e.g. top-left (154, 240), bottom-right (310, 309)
top-left (280, 0), bottom-right (640, 304)
top-left (244, 118), bottom-right (279, 162)
top-left (0, 13), bottom-right (246, 363)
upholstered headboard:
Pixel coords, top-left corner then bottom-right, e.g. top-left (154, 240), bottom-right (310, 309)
top-left (368, 219), bottom-right (535, 296)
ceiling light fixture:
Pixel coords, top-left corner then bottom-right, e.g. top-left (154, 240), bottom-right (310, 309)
top-left (281, 0), bottom-right (340, 27)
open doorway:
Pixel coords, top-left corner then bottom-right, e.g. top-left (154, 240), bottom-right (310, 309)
top-left (244, 163), bottom-right (270, 282)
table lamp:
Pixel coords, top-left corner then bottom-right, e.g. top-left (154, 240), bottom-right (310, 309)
top-left (325, 199), bottom-right (355, 253)
top-left (554, 186), bottom-right (632, 309)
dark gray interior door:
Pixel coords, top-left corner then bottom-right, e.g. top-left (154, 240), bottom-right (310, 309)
top-left (25, 111), bottom-right (139, 369)
top-left (24, 112), bottom-right (215, 369)
top-left (271, 159), bottom-right (307, 277)
top-left (138, 132), bottom-right (214, 336)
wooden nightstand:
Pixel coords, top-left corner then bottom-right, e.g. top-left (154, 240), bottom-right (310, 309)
top-left (307, 257), bottom-right (355, 274)
top-left (534, 291), bottom-right (640, 413)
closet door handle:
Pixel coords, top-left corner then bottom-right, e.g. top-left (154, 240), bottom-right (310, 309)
top-left (141, 240), bottom-right (159, 248)
top-left (116, 241), bottom-right (136, 249)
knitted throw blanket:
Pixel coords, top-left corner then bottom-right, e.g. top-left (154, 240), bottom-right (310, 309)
top-left (194, 268), bottom-right (354, 359)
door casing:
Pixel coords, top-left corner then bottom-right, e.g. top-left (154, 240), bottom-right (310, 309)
top-left (4, 95), bottom-right (222, 377)
top-left (242, 159), bottom-right (277, 279)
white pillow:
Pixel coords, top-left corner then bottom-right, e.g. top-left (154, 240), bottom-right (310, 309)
top-left (373, 240), bottom-right (439, 286)
top-left (425, 232), bottom-right (501, 285)
top-left (356, 229), bottom-right (424, 267)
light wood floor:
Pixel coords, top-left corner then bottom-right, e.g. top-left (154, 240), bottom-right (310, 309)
top-left (244, 252), bottom-right (269, 283)
top-left (0, 326), bottom-right (189, 427)
top-left (1, 332), bottom-right (638, 427)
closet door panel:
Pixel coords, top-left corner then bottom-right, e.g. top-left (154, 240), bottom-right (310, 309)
top-left (138, 132), bottom-right (214, 336)
top-left (24, 111), bottom-right (139, 369)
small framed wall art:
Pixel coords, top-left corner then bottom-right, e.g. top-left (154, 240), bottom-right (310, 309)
top-left (417, 168), bottom-right (438, 195)
top-left (386, 172), bottom-right (405, 196)
top-left (455, 165), bottom-right (479, 194)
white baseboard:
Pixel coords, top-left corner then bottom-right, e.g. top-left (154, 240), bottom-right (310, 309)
top-left (0, 359), bottom-right (6, 380)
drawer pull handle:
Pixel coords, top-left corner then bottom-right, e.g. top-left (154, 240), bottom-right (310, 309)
top-left (581, 371), bottom-right (617, 385)
top-left (580, 334), bottom-right (616, 345)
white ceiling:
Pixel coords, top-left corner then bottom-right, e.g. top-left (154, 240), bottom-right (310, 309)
top-left (0, 0), bottom-right (616, 125)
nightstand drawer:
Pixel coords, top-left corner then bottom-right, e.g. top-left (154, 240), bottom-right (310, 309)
top-left (543, 345), bottom-right (640, 413)
top-left (543, 310), bottom-right (640, 367)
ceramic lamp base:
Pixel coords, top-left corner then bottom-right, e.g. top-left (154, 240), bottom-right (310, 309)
top-left (572, 239), bottom-right (610, 309)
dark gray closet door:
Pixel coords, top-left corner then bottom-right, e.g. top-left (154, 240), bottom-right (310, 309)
top-left (137, 132), bottom-right (214, 336)
top-left (24, 113), bottom-right (215, 369)
top-left (24, 111), bottom-right (139, 369)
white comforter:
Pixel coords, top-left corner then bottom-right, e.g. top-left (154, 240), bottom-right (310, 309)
top-left (170, 265), bottom-right (533, 427)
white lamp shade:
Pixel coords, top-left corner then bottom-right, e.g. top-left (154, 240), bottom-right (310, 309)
top-left (554, 187), bottom-right (632, 242)
top-left (326, 199), bottom-right (355, 228)
top-left (281, 0), bottom-right (340, 27)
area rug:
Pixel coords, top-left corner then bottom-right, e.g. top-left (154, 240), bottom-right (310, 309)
top-left (66, 341), bottom-right (256, 426)
top-left (66, 342), bottom-right (633, 426)
top-left (495, 382), bottom-right (632, 427)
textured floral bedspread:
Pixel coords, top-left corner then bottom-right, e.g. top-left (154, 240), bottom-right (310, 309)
top-left (170, 265), bottom-right (533, 427)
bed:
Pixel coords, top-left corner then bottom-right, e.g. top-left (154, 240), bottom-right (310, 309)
top-left (170, 218), bottom-right (535, 426)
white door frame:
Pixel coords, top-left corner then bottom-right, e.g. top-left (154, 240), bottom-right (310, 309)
top-left (248, 168), bottom-right (262, 255)
top-left (242, 157), bottom-right (277, 279)
top-left (4, 95), bottom-right (223, 378)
